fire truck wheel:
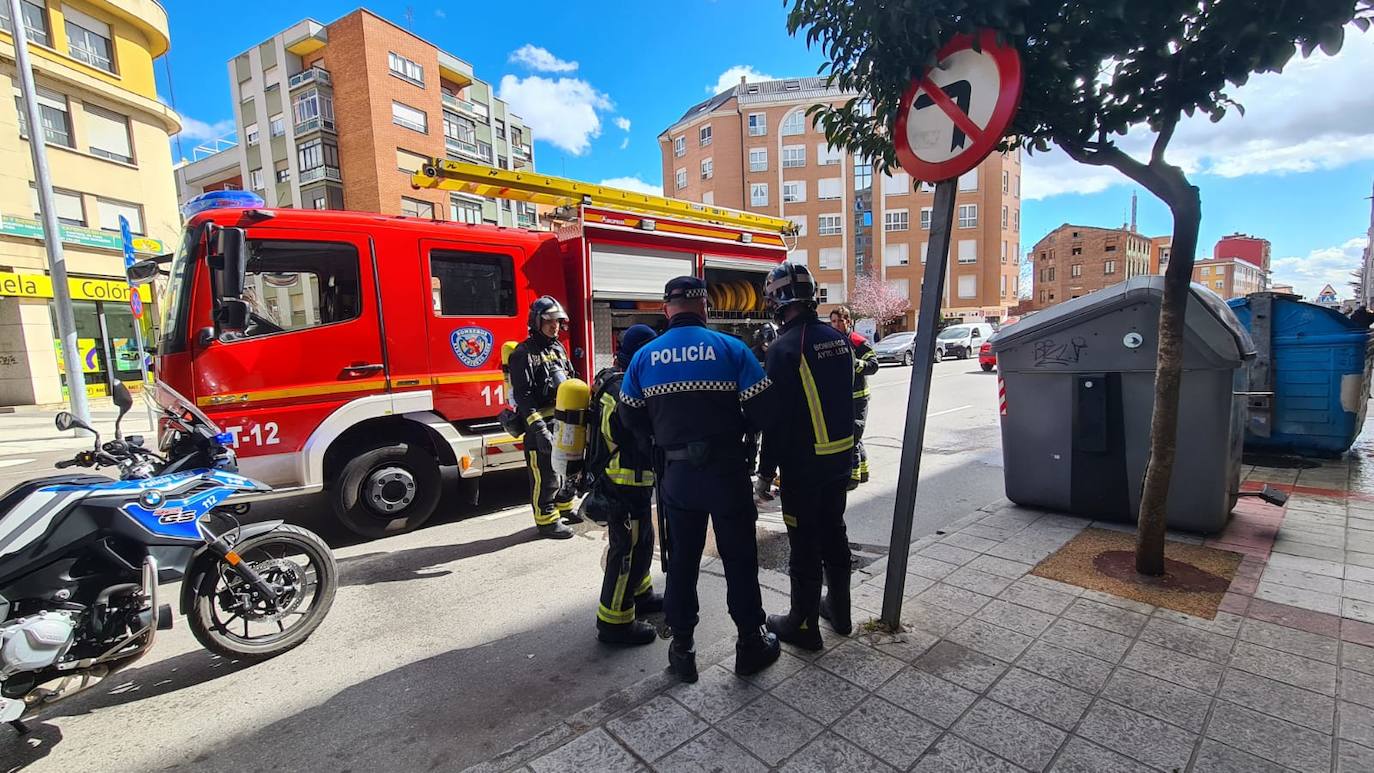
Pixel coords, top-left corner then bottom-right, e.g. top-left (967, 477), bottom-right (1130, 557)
top-left (332, 443), bottom-right (442, 538)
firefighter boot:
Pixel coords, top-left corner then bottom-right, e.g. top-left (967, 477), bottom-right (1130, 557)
top-left (734, 625), bottom-right (781, 675)
top-left (668, 630), bottom-right (698, 683)
top-left (818, 566), bottom-right (853, 636)
top-left (538, 521), bottom-right (574, 539)
top-left (635, 591), bottom-right (664, 616)
top-left (765, 578), bottom-right (824, 651)
top-left (597, 619), bottom-right (657, 646)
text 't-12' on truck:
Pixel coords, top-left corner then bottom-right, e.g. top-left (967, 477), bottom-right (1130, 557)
top-left (151, 161), bottom-right (798, 538)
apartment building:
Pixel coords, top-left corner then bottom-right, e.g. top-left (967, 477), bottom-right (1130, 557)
top-left (184, 9), bottom-right (535, 227)
top-left (1193, 257), bottom-right (1266, 299)
top-left (1152, 235), bottom-right (1171, 274)
top-left (1215, 232), bottom-right (1271, 276)
top-left (658, 77), bottom-right (1022, 326)
top-left (1029, 224), bottom-right (1153, 308)
top-left (0, 0), bottom-right (180, 406)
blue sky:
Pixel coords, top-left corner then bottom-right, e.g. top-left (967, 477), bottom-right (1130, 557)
top-left (160, 1), bottom-right (1374, 299)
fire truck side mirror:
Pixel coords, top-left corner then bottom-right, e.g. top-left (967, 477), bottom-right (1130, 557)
top-left (214, 227), bottom-right (248, 301)
top-left (126, 259), bottom-right (159, 286)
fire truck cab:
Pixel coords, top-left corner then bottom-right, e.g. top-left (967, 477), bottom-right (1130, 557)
top-left (155, 162), bottom-right (794, 538)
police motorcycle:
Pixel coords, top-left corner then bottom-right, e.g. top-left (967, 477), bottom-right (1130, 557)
top-left (0, 380), bottom-right (337, 730)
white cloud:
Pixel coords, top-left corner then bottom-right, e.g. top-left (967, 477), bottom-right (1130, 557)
top-left (1023, 30), bottom-right (1374, 201)
top-left (1271, 237), bottom-right (1369, 300)
top-left (708, 65), bottom-right (774, 95)
top-left (600, 177), bottom-right (663, 196)
top-left (175, 116), bottom-right (235, 144)
top-left (620, 137), bottom-right (630, 150)
top-left (509, 44), bottom-right (578, 73)
top-left (497, 75), bottom-right (611, 155)
top-left (614, 116), bottom-right (631, 132)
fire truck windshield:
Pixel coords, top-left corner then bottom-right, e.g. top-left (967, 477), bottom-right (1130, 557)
top-left (160, 223), bottom-right (202, 355)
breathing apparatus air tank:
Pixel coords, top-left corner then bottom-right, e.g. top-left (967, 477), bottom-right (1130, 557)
top-left (551, 378), bottom-right (591, 478)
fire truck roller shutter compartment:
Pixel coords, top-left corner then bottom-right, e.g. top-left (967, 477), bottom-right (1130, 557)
top-left (704, 255), bottom-right (776, 340)
top-left (589, 243), bottom-right (695, 371)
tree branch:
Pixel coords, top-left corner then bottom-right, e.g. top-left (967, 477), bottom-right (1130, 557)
top-left (1151, 115), bottom-right (1178, 166)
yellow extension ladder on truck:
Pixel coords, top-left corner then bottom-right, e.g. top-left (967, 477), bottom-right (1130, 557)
top-left (410, 158), bottom-right (799, 237)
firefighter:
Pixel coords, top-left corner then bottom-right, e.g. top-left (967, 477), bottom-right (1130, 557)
top-left (764, 264), bottom-right (856, 649)
top-left (829, 307), bottom-right (879, 489)
top-left (509, 296), bottom-right (579, 539)
top-left (619, 276), bottom-right (782, 683)
top-left (587, 324), bottom-right (663, 646)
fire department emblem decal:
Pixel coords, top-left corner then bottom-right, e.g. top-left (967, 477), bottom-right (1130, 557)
top-left (450, 327), bottom-right (494, 368)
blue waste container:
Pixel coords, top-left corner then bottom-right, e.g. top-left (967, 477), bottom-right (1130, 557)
top-left (1227, 293), bottom-right (1373, 456)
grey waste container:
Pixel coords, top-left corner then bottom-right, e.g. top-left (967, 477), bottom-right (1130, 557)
top-left (990, 276), bottom-right (1255, 533)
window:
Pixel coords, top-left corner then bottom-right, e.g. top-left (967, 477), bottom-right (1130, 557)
top-left (0, 1), bottom-right (50, 46)
top-left (1001, 241), bottom-right (1008, 263)
top-left (816, 143), bottom-right (841, 165)
top-left (958, 240), bottom-right (977, 264)
top-left (1214, 279), bottom-right (1224, 289)
top-left (275, 167), bottom-right (290, 183)
top-left (29, 185), bottom-right (84, 226)
top-left (699, 124), bottom-right (712, 146)
top-left (1002, 171), bottom-right (1009, 193)
top-left (675, 168), bottom-right (687, 190)
top-left (819, 247), bottom-right (843, 269)
top-left (701, 158), bottom-right (713, 180)
top-left (883, 243), bottom-right (909, 266)
top-left (749, 147), bottom-right (768, 172)
top-left (269, 113), bottom-right (285, 137)
top-left (673, 136), bottom-right (685, 157)
top-left (244, 123), bottom-right (260, 145)
top-left (819, 283), bottom-right (846, 304)
top-left (1015, 175), bottom-right (1021, 197)
top-left (958, 204), bottom-right (977, 229)
top-left (786, 215), bottom-right (806, 235)
top-left (1013, 209), bottom-right (1019, 228)
top-left (818, 215), bottom-right (842, 236)
top-left (249, 168), bottom-right (264, 190)
top-left (1200, 266), bottom-right (1211, 276)
top-left (1001, 276), bottom-right (1008, 296)
top-left (82, 104), bottom-right (132, 163)
top-left (817, 177), bottom-right (842, 200)
top-left (1047, 267), bottom-right (1056, 281)
top-left (392, 102), bottom-right (427, 133)
top-left (494, 118), bottom-right (506, 140)
top-left (298, 138), bottom-right (339, 171)
top-left (451, 198), bottom-right (482, 224)
top-left (750, 183), bottom-right (768, 206)
top-left (919, 181), bottom-right (936, 193)
top-left (787, 248), bottom-right (808, 266)
top-left (1071, 264), bottom-right (1083, 278)
top-left (782, 181), bottom-right (804, 203)
top-left (884, 210), bottom-right (909, 232)
top-left (1001, 206), bottom-right (1008, 229)
top-left (431, 250), bottom-right (516, 316)
top-left (889, 279), bottom-right (910, 298)
top-left (1105, 260), bottom-right (1118, 274)
top-left (65, 7), bottom-right (114, 73)
top-left (401, 197), bottom-right (434, 218)
top-left (958, 170), bottom-right (977, 191)
top-left (396, 147), bottom-right (430, 173)
top-left (782, 145), bottom-right (805, 168)
top-left (387, 51), bottom-right (424, 85)
top-left (1071, 246), bottom-right (1083, 256)
top-left (97, 197), bottom-right (142, 233)
top-left (921, 207), bottom-right (932, 230)
top-left (854, 159), bottom-right (872, 191)
top-left (748, 113), bottom-right (767, 136)
top-left (292, 89), bottom-right (334, 130)
top-left (921, 242), bottom-right (929, 263)
top-left (239, 239), bottom-right (362, 337)
top-left (958, 275), bottom-right (977, 299)
top-left (702, 191), bottom-right (714, 205)
top-left (883, 172), bottom-right (910, 196)
top-left (781, 110), bottom-right (806, 135)
top-left (1104, 244), bottom-right (1117, 252)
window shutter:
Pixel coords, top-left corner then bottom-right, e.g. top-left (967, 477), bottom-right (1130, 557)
top-left (85, 105), bottom-right (131, 160)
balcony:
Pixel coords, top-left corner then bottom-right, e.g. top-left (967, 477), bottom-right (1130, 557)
top-left (446, 136), bottom-right (490, 163)
top-left (517, 212), bottom-right (537, 228)
top-left (295, 116), bottom-right (336, 135)
top-left (513, 144), bottom-right (532, 160)
top-left (288, 67), bottom-right (332, 90)
top-left (443, 93), bottom-right (487, 121)
top-left (438, 50), bottom-right (474, 87)
top-left (299, 166), bottom-right (341, 184)
top-left (284, 19), bottom-right (328, 55)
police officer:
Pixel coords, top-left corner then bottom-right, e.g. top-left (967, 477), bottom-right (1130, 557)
top-left (589, 325), bottom-right (663, 646)
top-left (829, 307), bottom-right (879, 489)
top-left (619, 276), bottom-right (781, 683)
top-left (763, 264), bottom-right (856, 649)
top-left (509, 296), bottom-right (578, 539)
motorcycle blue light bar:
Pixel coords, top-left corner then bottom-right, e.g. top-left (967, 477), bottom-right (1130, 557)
top-left (181, 190), bottom-right (266, 219)
top-left (214, 432), bottom-right (234, 445)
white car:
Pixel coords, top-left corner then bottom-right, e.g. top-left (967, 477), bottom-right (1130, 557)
top-left (935, 323), bottom-right (995, 361)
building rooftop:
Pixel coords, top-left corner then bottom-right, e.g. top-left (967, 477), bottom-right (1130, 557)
top-left (663, 76), bottom-right (855, 134)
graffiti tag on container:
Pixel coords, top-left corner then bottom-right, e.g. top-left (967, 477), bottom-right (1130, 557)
top-left (1034, 337), bottom-right (1088, 367)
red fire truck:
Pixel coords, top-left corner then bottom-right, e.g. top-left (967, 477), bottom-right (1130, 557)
top-left (152, 161), bottom-right (794, 537)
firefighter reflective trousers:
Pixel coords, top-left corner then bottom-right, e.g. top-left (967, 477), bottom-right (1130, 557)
top-left (597, 486), bottom-right (655, 625)
top-left (660, 457), bottom-right (766, 634)
top-left (851, 397), bottom-right (869, 482)
top-left (524, 430), bottom-right (574, 526)
top-left (780, 483), bottom-right (850, 583)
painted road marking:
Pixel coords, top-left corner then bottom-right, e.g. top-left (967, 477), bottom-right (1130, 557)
top-left (0, 458), bottom-right (35, 468)
top-left (929, 405), bottom-right (973, 418)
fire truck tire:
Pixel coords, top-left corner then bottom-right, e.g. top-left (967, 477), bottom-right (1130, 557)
top-left (332, 443), bottom-right (442, 538)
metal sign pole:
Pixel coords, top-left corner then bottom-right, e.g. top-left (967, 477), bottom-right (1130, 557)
top-left (119, 215), bottom-right (155, 430)
top-left (10, 0), bottom-right (90, 425)
top-left (881, 178), bottom-right (957, 629)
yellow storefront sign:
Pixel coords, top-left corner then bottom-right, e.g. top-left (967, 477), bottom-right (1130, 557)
top-left (0, 271), bottom-right (152, 303)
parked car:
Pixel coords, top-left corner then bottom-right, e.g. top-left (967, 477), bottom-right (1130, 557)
top-left (979, 341), bottom-right (996, 371)
top-left (873, 331), bottom-right (917, 365)
top-left (935, 323), bottom-right (995, 361)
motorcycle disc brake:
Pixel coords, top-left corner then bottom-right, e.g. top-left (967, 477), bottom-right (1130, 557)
top-left (246, 558), bottom-right (308, 623)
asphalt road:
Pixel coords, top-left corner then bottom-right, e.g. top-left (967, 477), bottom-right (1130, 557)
top-left (0, 358), bottom-right (1005, 772)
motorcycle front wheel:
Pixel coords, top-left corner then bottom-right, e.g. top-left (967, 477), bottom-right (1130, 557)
top-left (187, 525), bottom-right (338, 659)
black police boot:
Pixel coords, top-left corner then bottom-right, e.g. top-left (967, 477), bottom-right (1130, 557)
top-left (537, 521), bottom-right (574, 539)
top-left (668, 631), bottom-right (698, 683)
top-left (597, 620), bottom-right (657, 646)
top-left (735, 625), bottom-right (781, 675)
top-left (635, 591), bottom-right (664, 616)
top-left (819, 566), bottom-right (853, 636)
top-left (765, 578), bottom-right (824, 651)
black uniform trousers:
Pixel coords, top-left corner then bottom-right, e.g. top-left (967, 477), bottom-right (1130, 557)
top-left (597, 484), bottom-right (655, 625)
top-left (851, 397), bottom-right (870, 482)
top-left (524, 428), bottom-right (574, 527)
top-left (779, 480), bottom-right (850, 583)
top-left (660, 457), bottom-right (765, 635)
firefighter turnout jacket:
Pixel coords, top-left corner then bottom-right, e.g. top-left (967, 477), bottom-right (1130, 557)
top-left (764, 310), bottom-right (855, 483)
top-left (849, 332), bottom-right (879, 400)
top-left (508, 333), bottom-right (576, 425)
top-left (590, 368), bottom-right (654, 488)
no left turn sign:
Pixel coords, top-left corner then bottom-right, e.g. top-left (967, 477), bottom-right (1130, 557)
top-left (894, 30), bottom-right (1024, 182)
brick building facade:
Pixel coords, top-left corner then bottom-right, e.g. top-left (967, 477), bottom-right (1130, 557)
top-left (1029, 224), bottom-right (1153, 308)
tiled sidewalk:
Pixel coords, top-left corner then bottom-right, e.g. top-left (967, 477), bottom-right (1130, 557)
top-left (466, 458), bottom-right (1374, 773)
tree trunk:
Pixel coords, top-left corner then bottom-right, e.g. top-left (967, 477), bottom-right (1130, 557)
top-left (1135, 184), bottom-right (1201, 575)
